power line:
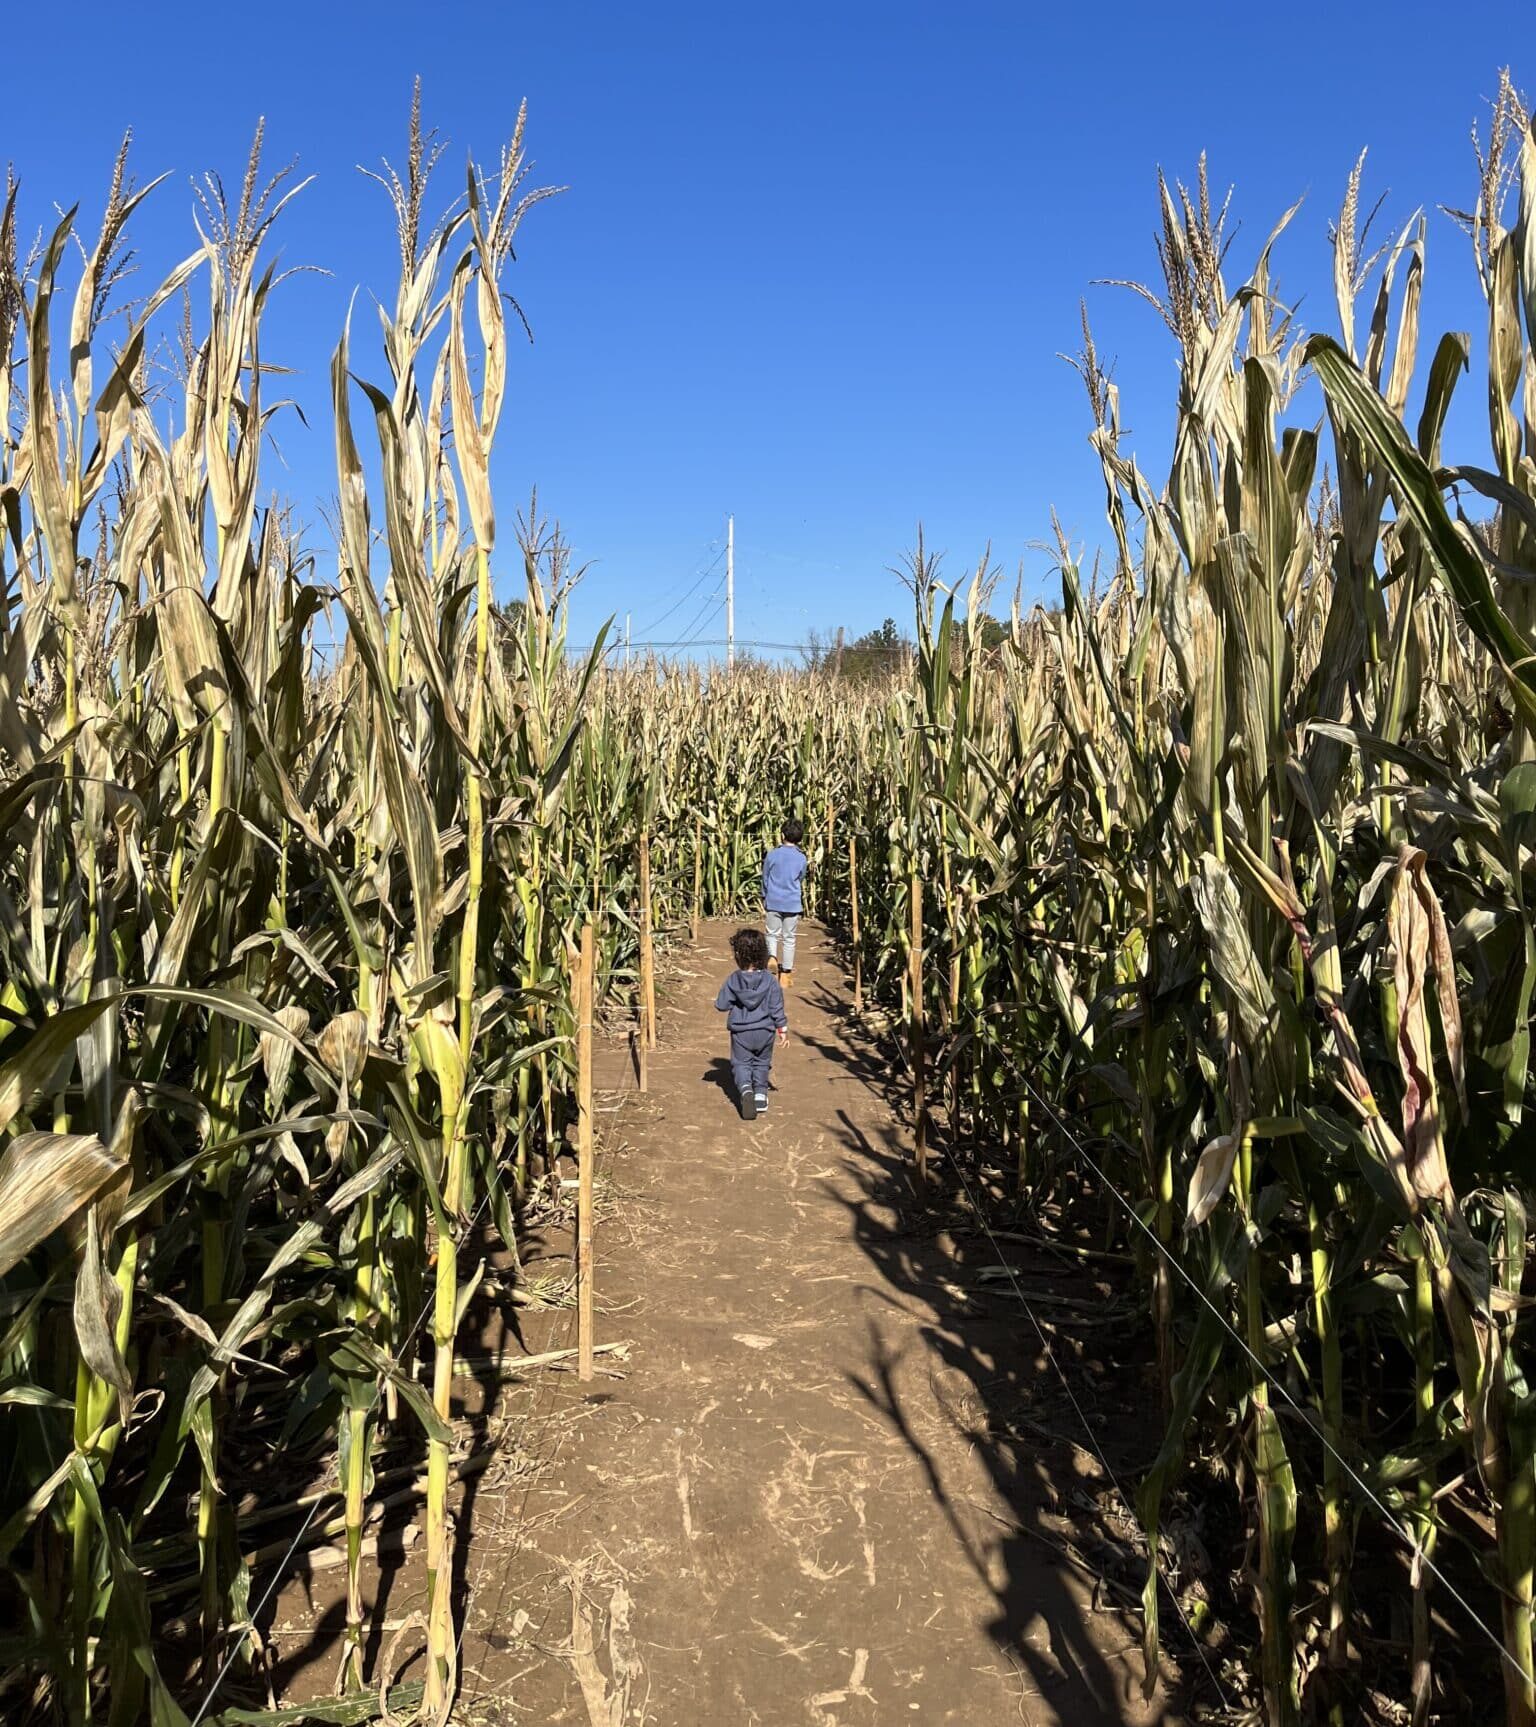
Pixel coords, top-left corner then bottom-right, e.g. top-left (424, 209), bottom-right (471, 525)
top-left (677, 607), bottom-right (724, 653)
top-left (636, 543), bottom-right (726, 637)
top-left (674, 578), bottom-right (726, 651)
top-left (569, 638), bottom-right (913, 657)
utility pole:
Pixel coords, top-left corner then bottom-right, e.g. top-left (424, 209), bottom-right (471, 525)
top-left (624, 612), bottom-right (631, 666)
top-left (726, 514), bottom-right (735, 671)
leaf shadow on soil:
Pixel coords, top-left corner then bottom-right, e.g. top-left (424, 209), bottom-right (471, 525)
top-left (797, 977), bottom-right (1198, 1724)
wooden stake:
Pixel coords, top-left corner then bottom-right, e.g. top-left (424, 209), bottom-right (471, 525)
top-left (910, 872), bottom-right (927, 1185)
top-left (938, 846), bottom-right (959, 1135)
top-left (947, 946), bottom-right (962, 1138)
top-left (849, 830), bottom-right (863, 1015)
top-left (639, 832), bottom-right (657, 1050)
top-left (577, 921), bottom-right (595, 1381)
top-left (691, 815), bottom-right (703, 945)
top-left (1017, 1085), bottom-right (1030, 1191)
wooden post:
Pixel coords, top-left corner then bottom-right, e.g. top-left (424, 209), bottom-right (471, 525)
top-left (849, 830), bottom-right (863, 1015)
top-left (640, 832), bottom-right (656, 1049)
top-left (577, 921), bottom-right (595, 1381)
top-left (910, 872), bottom-right (926, 1185)
top-left (691, 815), bottom-right (703, 945)
top-left (941, 854), bottom-right (960, 1122)
top-left (1017, 1085), bottom-right (1030, 1191)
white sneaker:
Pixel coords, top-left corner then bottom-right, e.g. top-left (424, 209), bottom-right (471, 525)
top-left (755, 1092), bottom-right (768, 1115)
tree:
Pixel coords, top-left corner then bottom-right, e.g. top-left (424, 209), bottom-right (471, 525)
top-left (801, 616), bottom-right (912, 681)
top-left (840, 617), bottom-right (910, 682)
top-left (972, 612), bottom-right (1009, 651)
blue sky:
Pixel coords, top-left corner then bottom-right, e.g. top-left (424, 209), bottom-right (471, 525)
top-left (5, 2), bottom-right (1525, 657)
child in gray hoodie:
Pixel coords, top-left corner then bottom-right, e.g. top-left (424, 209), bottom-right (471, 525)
top-left (714, 927), bottom-right (788, 1121)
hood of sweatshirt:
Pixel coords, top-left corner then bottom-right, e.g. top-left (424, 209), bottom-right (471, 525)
top-left (731, 970), bottom-right (777, 1015)
top-left (717, 966), bottom-right (785, 1031)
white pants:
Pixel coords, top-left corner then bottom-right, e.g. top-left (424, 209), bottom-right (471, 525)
top-left (765, 910), bottom-right (799, 972)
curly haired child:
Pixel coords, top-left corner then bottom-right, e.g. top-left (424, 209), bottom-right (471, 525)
top-left (714, 927), bottom-right (788, 1121)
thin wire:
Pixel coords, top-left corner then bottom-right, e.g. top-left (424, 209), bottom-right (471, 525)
top-left (188, 1176), bottom-right (503, 1725)
top-left (675, 580), bottom-right (726, 649)
top-left (571, 638), bottom-right (913, 656)
top-left (186, 1497), bottom-right (327, 1727)
top-left (637, 544), bottom-right (726, 638)
top-left (673, 579), bottom-right (726, 651)
top-left (1019, 1071), bottom-right (1534, 1688)
top-left (939, 1145), bottom-right (1233, 1709)
top-left (586, 638), bottom-right (812, 655)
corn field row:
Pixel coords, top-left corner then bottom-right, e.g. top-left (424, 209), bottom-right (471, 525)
top-left (811, 77), bottom-right (1536, 1727)
top-left (0, 108), bottom-right (849, 1725)
top-left (4, 75), bottom-right (1536, 1727)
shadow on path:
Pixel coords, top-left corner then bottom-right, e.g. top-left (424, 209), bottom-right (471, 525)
top-left (810, 982), bottom-right (1201, 1721)
top-left (435, 917), bottom-right (1199, 1726)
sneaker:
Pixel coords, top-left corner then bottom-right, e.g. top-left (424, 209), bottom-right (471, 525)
top-left (755, 1092), bottom-right (768, 1115)
top-left (781, 971), bottom-right (793, 991)
top-left (739, 1090), bottom-right (757, 1122)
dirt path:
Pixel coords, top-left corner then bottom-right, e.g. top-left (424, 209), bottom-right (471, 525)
top-left (457, 920), bottom-right (1182, 1726)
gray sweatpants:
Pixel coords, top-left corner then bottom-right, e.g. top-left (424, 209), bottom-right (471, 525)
top-left (730, 1027), bottom-right (776, 1096)
top-left (765, 910), bottom-right (799, 972)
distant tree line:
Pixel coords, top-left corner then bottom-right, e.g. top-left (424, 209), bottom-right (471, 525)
top-left (801, 611), bottom-right (1012, 681)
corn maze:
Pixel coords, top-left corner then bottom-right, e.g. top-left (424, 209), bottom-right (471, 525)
top-left (3, 70), bottom-right (1536, 1727)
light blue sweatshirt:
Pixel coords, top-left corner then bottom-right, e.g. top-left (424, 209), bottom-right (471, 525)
top-left (763, 843), bottom-right (808, 914)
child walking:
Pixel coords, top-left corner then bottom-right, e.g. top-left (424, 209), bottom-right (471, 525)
top-left (714, 927), bottom-right (788, 1121)
top-left (762, 817), bottom-right (809, 988)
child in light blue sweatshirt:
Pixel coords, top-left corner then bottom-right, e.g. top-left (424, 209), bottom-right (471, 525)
top-left (762, 818), bottom-right (809, 988)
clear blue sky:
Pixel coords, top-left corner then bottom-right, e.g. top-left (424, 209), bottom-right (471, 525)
top-left (5, 3), bottom-right (1524, 656)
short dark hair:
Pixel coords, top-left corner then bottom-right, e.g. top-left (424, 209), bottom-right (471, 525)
top-left (782, 818), bottom-right (804, 844)
top-left (731, 927), bottom-right (769, 970)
